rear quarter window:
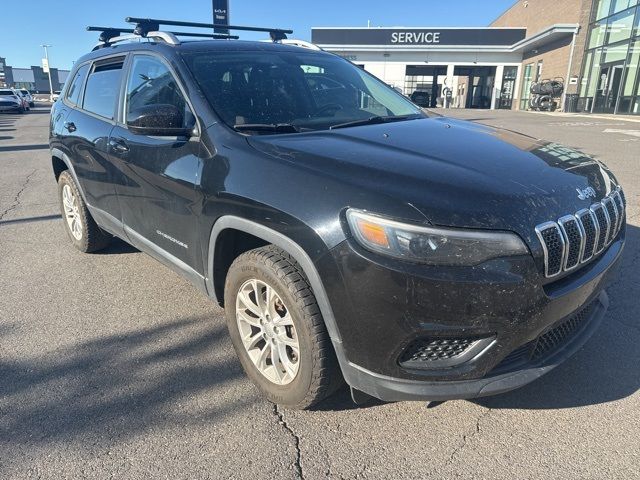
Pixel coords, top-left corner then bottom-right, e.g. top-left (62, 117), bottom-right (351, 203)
top-left (82, 60), bottom-right (124, 119)
top-left (65, 64), bottom-right (90, 106)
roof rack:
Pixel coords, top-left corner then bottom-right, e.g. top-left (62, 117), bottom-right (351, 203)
top-left (87, 26), bottom-right (239, 50)
top-left (125, 17), bottom-right (293, 41)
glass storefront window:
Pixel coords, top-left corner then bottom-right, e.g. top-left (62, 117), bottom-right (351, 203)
top-left (607, 9), bottom-right (635, 44)
top-left (520, 63), bottom-right (533, 110)
top-left (603, 43), bottom-right (630, 63)
top-left (580, 51), bottom-right (594, 97)
top-left (623, 40), bottom-right (640, 96)
top-left (586, 48), bottom-right (603, 97)
top-left (580, 3), bottom-right (640, 114)
top-left (611, 0), bottom-right (637, 14)
top-left (589, 20), bottom-right (607, 48)
top-left (595, 0), bottom-right (612, 19)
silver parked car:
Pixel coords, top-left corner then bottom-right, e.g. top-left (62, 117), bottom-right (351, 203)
top-left (0, 88), bottom-right (26, 113)
top-left (19, 88), bottom-right (35, 107)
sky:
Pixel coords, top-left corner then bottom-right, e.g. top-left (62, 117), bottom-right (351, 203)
top-left (1, 0), bottom-right (516, 70)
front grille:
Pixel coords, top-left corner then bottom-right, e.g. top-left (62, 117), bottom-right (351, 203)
top-left (0, 101), bottom-right (17, 107)
top-left (493, 299), bottom-right (596, 372)
top-left (399, 338), bottom-right (477, 363)
top-left (536, 187), bottom-right (624, 278)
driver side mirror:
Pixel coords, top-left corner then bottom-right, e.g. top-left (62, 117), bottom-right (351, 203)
top-left (127, 104), bottom-right (193, 137)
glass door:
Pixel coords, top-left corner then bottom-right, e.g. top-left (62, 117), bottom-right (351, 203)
top-left (498, 66), bottom-right (518, 109)
top-left (594, 62), bottom-right (625, 113)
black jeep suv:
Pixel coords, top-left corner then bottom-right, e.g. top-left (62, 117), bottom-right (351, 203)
top-left (49, 21), bottom-right (625, 409)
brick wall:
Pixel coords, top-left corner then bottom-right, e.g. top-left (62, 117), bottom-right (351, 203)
top-left (491, 0), bottom-right (583, 31)
top-left (491, 0), bottom-right (594, 109)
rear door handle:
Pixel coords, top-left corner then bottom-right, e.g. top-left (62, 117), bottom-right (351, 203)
top-left (63, 121), bottom-right (76, 133)
top-left (109, 138), bottom-right (130, 155)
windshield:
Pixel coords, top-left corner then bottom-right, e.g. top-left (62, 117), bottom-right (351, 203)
top-left (182, 49), bottom-right (424, 132)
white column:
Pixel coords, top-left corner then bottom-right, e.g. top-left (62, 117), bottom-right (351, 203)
top-left (446, 64), bottom-right (455, 86)
top-left (512, 64), bottom-right (523, 111)
top-left (491, 65), bottom-right (504, 110)
top-left (446, 64), bottom-right (455, 108)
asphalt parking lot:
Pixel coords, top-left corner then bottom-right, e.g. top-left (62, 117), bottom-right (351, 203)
top-left (1, 106), bottom-right (639, 479)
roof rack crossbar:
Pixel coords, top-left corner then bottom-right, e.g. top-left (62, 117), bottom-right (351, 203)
top-left (87, 25), bottom-right (239, 48)
top-left (125, 17), bottom-right (292, 41)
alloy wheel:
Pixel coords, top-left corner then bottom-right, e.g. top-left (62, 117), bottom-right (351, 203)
top-left (235, 279), bottom-right (300, 385)
top-left (62, 184), bottom-right (83, 240)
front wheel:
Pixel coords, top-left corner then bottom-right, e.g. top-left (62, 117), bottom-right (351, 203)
top-left (224, 245), bottom-right (342, 409)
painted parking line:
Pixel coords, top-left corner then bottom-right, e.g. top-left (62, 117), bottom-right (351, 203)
top-left (603, 128), bottom-right (640, 140)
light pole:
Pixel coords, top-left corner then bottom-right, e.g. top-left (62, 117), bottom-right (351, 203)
top-left (41, 44), bottom-right (54, 101)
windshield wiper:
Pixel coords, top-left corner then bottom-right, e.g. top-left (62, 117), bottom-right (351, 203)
top-left (233, 123), bottom-right (300, 134)
top-left (329, 114), bottom-right (422, 130)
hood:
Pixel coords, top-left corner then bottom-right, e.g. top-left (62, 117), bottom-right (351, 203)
top-left (246, 117), bottom-right (619, 244)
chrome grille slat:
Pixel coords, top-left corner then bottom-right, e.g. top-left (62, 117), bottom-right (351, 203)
top-left (535, 222), bottom-right (565, 278)
top-left (576, 209), bottom-right (597, 262)
top-left (590, 203), bottom-right (609, 254)
top-left (536, 189), bottom-right (625, 278)
top-left (602, 197), bottom-right (618, 245)
top-left (612, 190), bottom-right (624, 235)
top-left (557, 215), bottom-right (583, 271)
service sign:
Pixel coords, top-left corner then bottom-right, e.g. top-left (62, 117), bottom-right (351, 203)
top-left (312, 28), bottom-right (526, 47)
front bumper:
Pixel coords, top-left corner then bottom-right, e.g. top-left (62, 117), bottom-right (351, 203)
top-left (319, 229), bottom-right (624, 402)
top-left (336, 291), bottom-right (608, 401)
top-left (0, 103), bottom-right (22, 112)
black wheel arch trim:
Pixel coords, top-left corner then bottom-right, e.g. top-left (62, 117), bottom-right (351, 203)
top-left (50, 147), bottom-right (88, 203)
top-left (206, 215), bottom-right (353, 381)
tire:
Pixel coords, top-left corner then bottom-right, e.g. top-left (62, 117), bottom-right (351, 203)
top-left (57, 170), bottom-right (110, 253)
top-left (224, 245), bottom-right (342, 409)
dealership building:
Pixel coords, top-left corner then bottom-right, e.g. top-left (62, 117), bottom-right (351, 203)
top-left (312, 0), bottom-right (640, 115)
top-left (0, 57), bottom-right (69, 93)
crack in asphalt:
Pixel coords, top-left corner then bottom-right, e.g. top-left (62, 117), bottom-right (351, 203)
top-left (273, 404), bottom-right (304, 479)
top-left (0, 170), bottom-right (37, 221)
top-left (438, 408), bottom-right (492, 475)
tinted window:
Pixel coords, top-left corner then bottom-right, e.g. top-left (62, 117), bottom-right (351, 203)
top-left (82, 61), bottom-right (123, 119)
top-left (125, 55), bottom-right (194, 128)
top-left (65, 64), bottom-right (89, 105)
top-left (182, 50), bottom-right (421, 132)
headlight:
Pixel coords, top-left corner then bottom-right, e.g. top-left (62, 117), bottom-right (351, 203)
top-left (346, 209), bottom-right (528, 266)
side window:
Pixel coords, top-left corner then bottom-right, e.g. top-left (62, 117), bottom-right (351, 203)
top-left (65, 64), bottom-right (89, 106)
top-left (125, 55), bottom-right (194, 129)
top-left (82, 60), bottom-right (124, 119)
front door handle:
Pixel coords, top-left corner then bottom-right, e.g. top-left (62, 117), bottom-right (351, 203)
top-left (63, 121), bottom-right (76, 133)
top-left (109, 138), bottom-right (130, 155)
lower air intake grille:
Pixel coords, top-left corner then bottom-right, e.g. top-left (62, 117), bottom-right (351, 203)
top-left (492, 299), bottom-right (596, 373)
top-left (400, 338), bottom-right (477, 363)
top-left (532, 302), bottom-right (594, 360)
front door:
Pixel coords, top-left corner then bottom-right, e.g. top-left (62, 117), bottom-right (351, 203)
top-left (109, 54), bottom-right (203, 272)
top-left (594, 63), bottom-right (624, 113)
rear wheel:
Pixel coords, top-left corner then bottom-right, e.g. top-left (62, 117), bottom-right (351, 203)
top-left (57, 170), bottom-right (110, 252)
top-left (224, 245), bottom-right (342, 409)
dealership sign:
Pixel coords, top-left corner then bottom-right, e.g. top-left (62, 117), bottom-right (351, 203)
top-left (312, 28), bottom-right (526, 47)
top-left (391, 31), bottom-right (441, 44)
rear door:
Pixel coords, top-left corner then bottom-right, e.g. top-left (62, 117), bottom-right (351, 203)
top-left (109, 53), bottom-right (203, 273)
top-left (62, 56), bottom-right (126, 233)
